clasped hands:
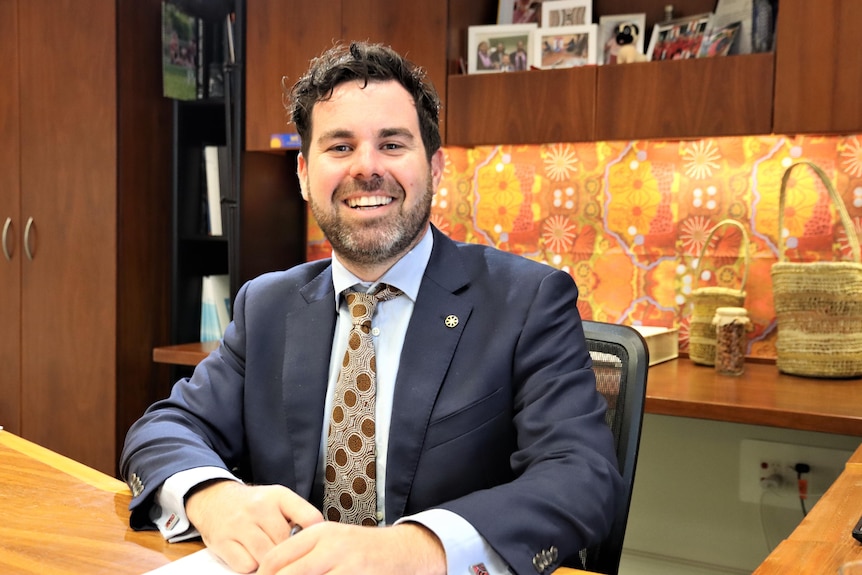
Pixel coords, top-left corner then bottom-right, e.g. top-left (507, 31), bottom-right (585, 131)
top-left (185, 480), bottom-right (446, 575)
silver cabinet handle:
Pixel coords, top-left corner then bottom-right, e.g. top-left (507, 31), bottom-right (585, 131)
top-left (2, 218), bottom-right (11, 261)
top-left (24, 217), bottom-right (34, 261)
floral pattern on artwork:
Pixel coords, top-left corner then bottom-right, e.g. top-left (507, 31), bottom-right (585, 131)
top-left (306, 134), bottom-right (862, 359)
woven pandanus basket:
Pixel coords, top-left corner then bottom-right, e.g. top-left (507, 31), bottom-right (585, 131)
top-left (689, 219), bottom-right (750, 366)
top-left (771, 162), bottom-right (862, 378)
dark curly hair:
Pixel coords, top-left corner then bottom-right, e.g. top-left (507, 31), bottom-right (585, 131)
top-left (285, 41), bottom-right (441, 161)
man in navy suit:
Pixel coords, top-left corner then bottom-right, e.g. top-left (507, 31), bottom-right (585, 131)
top-left (121, 41), bottom-right (622, 575)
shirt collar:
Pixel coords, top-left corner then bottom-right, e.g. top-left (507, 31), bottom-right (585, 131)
top-left (331, 226), bottom-right (433, 310)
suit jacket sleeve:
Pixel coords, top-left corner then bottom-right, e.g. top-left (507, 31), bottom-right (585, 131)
top-left (119, 263), bottom-right (335, 529)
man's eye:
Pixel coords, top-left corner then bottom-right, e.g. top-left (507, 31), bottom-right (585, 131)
top-left (382, 143), bottom-right (403, 151)
top-left (330, 144), bottom-right (351, 153)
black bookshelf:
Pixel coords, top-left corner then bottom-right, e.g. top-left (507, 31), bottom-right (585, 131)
top-left (167, 0), bottom-right (306, 358)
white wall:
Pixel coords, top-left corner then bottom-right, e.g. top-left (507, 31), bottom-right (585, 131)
top-left (621, 413), bottom-right (860, 573)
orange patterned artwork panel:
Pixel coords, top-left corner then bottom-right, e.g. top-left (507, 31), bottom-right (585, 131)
top-left (306, 135), bottom-right (862, 359)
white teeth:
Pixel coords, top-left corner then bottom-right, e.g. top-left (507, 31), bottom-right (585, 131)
top-left (347, 196), bottom-right (393, 208)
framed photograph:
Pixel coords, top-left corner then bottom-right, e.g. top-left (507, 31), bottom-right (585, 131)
top-left (497, 0), bottom-right (542, 24)
top-left (598, 13), bottom-right (646, 65)
top-left (697, 20), bottom-right (742, 58)
top-left (468, 24), bottom-right (537, 74)
top-left (646, 13), bottom-right (712, 61)
top-left (530, 24), bottom-right (597, 69)
top-left (541, 0), bottom-right (592, 27)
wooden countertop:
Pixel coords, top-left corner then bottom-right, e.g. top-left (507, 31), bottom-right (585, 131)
top-left (753, 465), bottom-right (862, 574)
top-left (154, 343), bottom-right (862, 436)
top-left (153, 341), bottom-right (219, 366)
top-left (646, 359), bottom-right (862, 435)
top-left (0, 431), bottom-right (203, 574)
top-left (0, 430), bottom-right (593, 574)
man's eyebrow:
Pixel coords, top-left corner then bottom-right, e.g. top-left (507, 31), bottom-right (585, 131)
top-left (316, 129), bottom-right (354, 143)
top-left (315, 127), bottom-right (416, 146)
top-left (379, 127), bottom-right (415, 140)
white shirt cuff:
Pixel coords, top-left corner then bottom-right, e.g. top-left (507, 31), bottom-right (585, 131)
top-left (396, 509), bottom-right (513, 575)
top-left (150, 466), bottom-right (241, 543)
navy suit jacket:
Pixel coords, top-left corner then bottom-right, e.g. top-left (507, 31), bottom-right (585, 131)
top-left (121, 226), bottom-right (622, 575)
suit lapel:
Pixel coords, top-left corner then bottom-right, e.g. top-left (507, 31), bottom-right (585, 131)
top-left (281, 266), bottom-right (336, 500)
top-left (386, 229), bottom-right (473, 520)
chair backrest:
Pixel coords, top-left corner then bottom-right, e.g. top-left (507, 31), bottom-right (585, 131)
top-left (580, 320), bottom-right (649, 575)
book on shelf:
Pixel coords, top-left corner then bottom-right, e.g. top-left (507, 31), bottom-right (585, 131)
top-left (201, 274), bottom-right (231, 341)
top-left (161, 1), bottom-right (201, 100)
top-left (203, 145), bottom-right (229, 235)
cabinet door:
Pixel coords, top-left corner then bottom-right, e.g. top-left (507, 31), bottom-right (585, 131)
top-left (18, 0), bottom-right (118, 473)
top-left (342, 0), bottom-right (448, 139)
top-left (0, 0), bottom-right (21, 434)
top-left (245, 0), bottom-right (342, 151)
top-left (774, 0), bottom-right (862, 134)
top-left (245, 0), bottom-right (449, 151)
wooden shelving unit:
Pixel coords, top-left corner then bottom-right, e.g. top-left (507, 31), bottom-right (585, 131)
top-left (595, 53), bottom-right (774, 141)
top-left (447, 67), bottom-right (597, 145)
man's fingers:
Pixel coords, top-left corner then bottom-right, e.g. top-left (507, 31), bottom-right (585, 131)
top-left (208, 538), bottom-right (260, 574)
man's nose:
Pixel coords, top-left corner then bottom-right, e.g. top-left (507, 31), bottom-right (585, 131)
top-left (349, 145), bottom-right (383, 180)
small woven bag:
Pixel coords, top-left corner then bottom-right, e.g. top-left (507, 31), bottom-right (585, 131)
top-left (771, 161), bottom-right (862, 378)
top-left (689, 219), bottom-right (750, 366)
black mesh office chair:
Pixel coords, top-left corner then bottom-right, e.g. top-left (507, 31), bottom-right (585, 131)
top-left (579, 320), bottom-right (649, 575)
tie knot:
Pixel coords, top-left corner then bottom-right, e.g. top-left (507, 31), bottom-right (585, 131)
top-left (344, 284), bottom-right (402, 326)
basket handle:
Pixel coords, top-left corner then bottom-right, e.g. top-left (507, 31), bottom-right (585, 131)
top-left (779, 161), bottom-right (861, 263)
top-left (693, 218), bottom-right (750, 290)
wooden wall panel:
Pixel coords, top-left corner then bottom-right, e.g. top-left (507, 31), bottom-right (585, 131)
top-left (0, 0), bottom-right (22, 436)
top-left (245, 0), bottom-right (341, 151)
top-left (773, 0), bottom-right (862, 134)
top-left (595, 54), bottom-right (773, 141)
top-left (447, 67), bottom-right (596, 146)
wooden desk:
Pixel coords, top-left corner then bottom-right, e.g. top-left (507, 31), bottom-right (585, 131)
top-left (646, 359), bottom-right (862, 436)
top-left (847, 443), bottom-right (862, 471)
top-left (0, 431), bottom-right (591, 574)
top-left (753, 465), bottom-right (862, 574)
top-left (152, 341), bottom-right (218, 366)
top-left (154, 345), bottom-right (862, 436)
top-left (0, 430), bottom-right (203, 574)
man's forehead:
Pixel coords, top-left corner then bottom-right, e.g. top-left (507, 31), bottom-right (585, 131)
top-left (320, 79), bottom-right (413, 104)
top-left (310, 81), bottom-right (420, 134)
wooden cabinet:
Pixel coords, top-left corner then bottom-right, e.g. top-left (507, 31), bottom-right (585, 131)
top-left (241, 0), bottom-right (862, 149)
top-left (0, 0), bottom-right (21, 435)
top-left (245, 0), bottom-right (448, 151)
top-left (773, 0), bottom-right (862, 134)
top-left (444, 0), bottom-right (862, 145)
top-left (447, 67), bottom-right (597, 145)
top-left (244, 0), bottom-right (341, 152)
top-left (0, 0), bottom-right (172, 475)
top-left (595, 53), bottom-right (774, 141)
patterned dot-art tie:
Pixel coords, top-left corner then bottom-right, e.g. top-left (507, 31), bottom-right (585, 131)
top-left (323, 284), bottom-right (402, 525)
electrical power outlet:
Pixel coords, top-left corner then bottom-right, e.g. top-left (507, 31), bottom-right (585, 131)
top-left (739, 439), bottom-right (851, 509)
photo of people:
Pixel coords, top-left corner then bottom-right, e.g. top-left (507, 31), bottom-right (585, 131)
top-left (531, 24), bottom-right (597, 69)
top-left (468, 24), bottom-right (537, 74)
top-left (647, 14), bottom-right (711, 61)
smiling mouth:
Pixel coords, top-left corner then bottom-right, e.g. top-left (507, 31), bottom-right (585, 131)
top-left (346, 195), bottom-right (394, 209)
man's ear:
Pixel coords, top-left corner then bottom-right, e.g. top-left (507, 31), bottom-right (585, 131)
top-left (430, 148), bottom-right (445, 190)
top-left (297, 152), bottom-right (309, 201)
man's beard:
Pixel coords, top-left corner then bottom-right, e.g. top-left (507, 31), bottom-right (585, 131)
top-left (309, 175), bottom-right (434, 266)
